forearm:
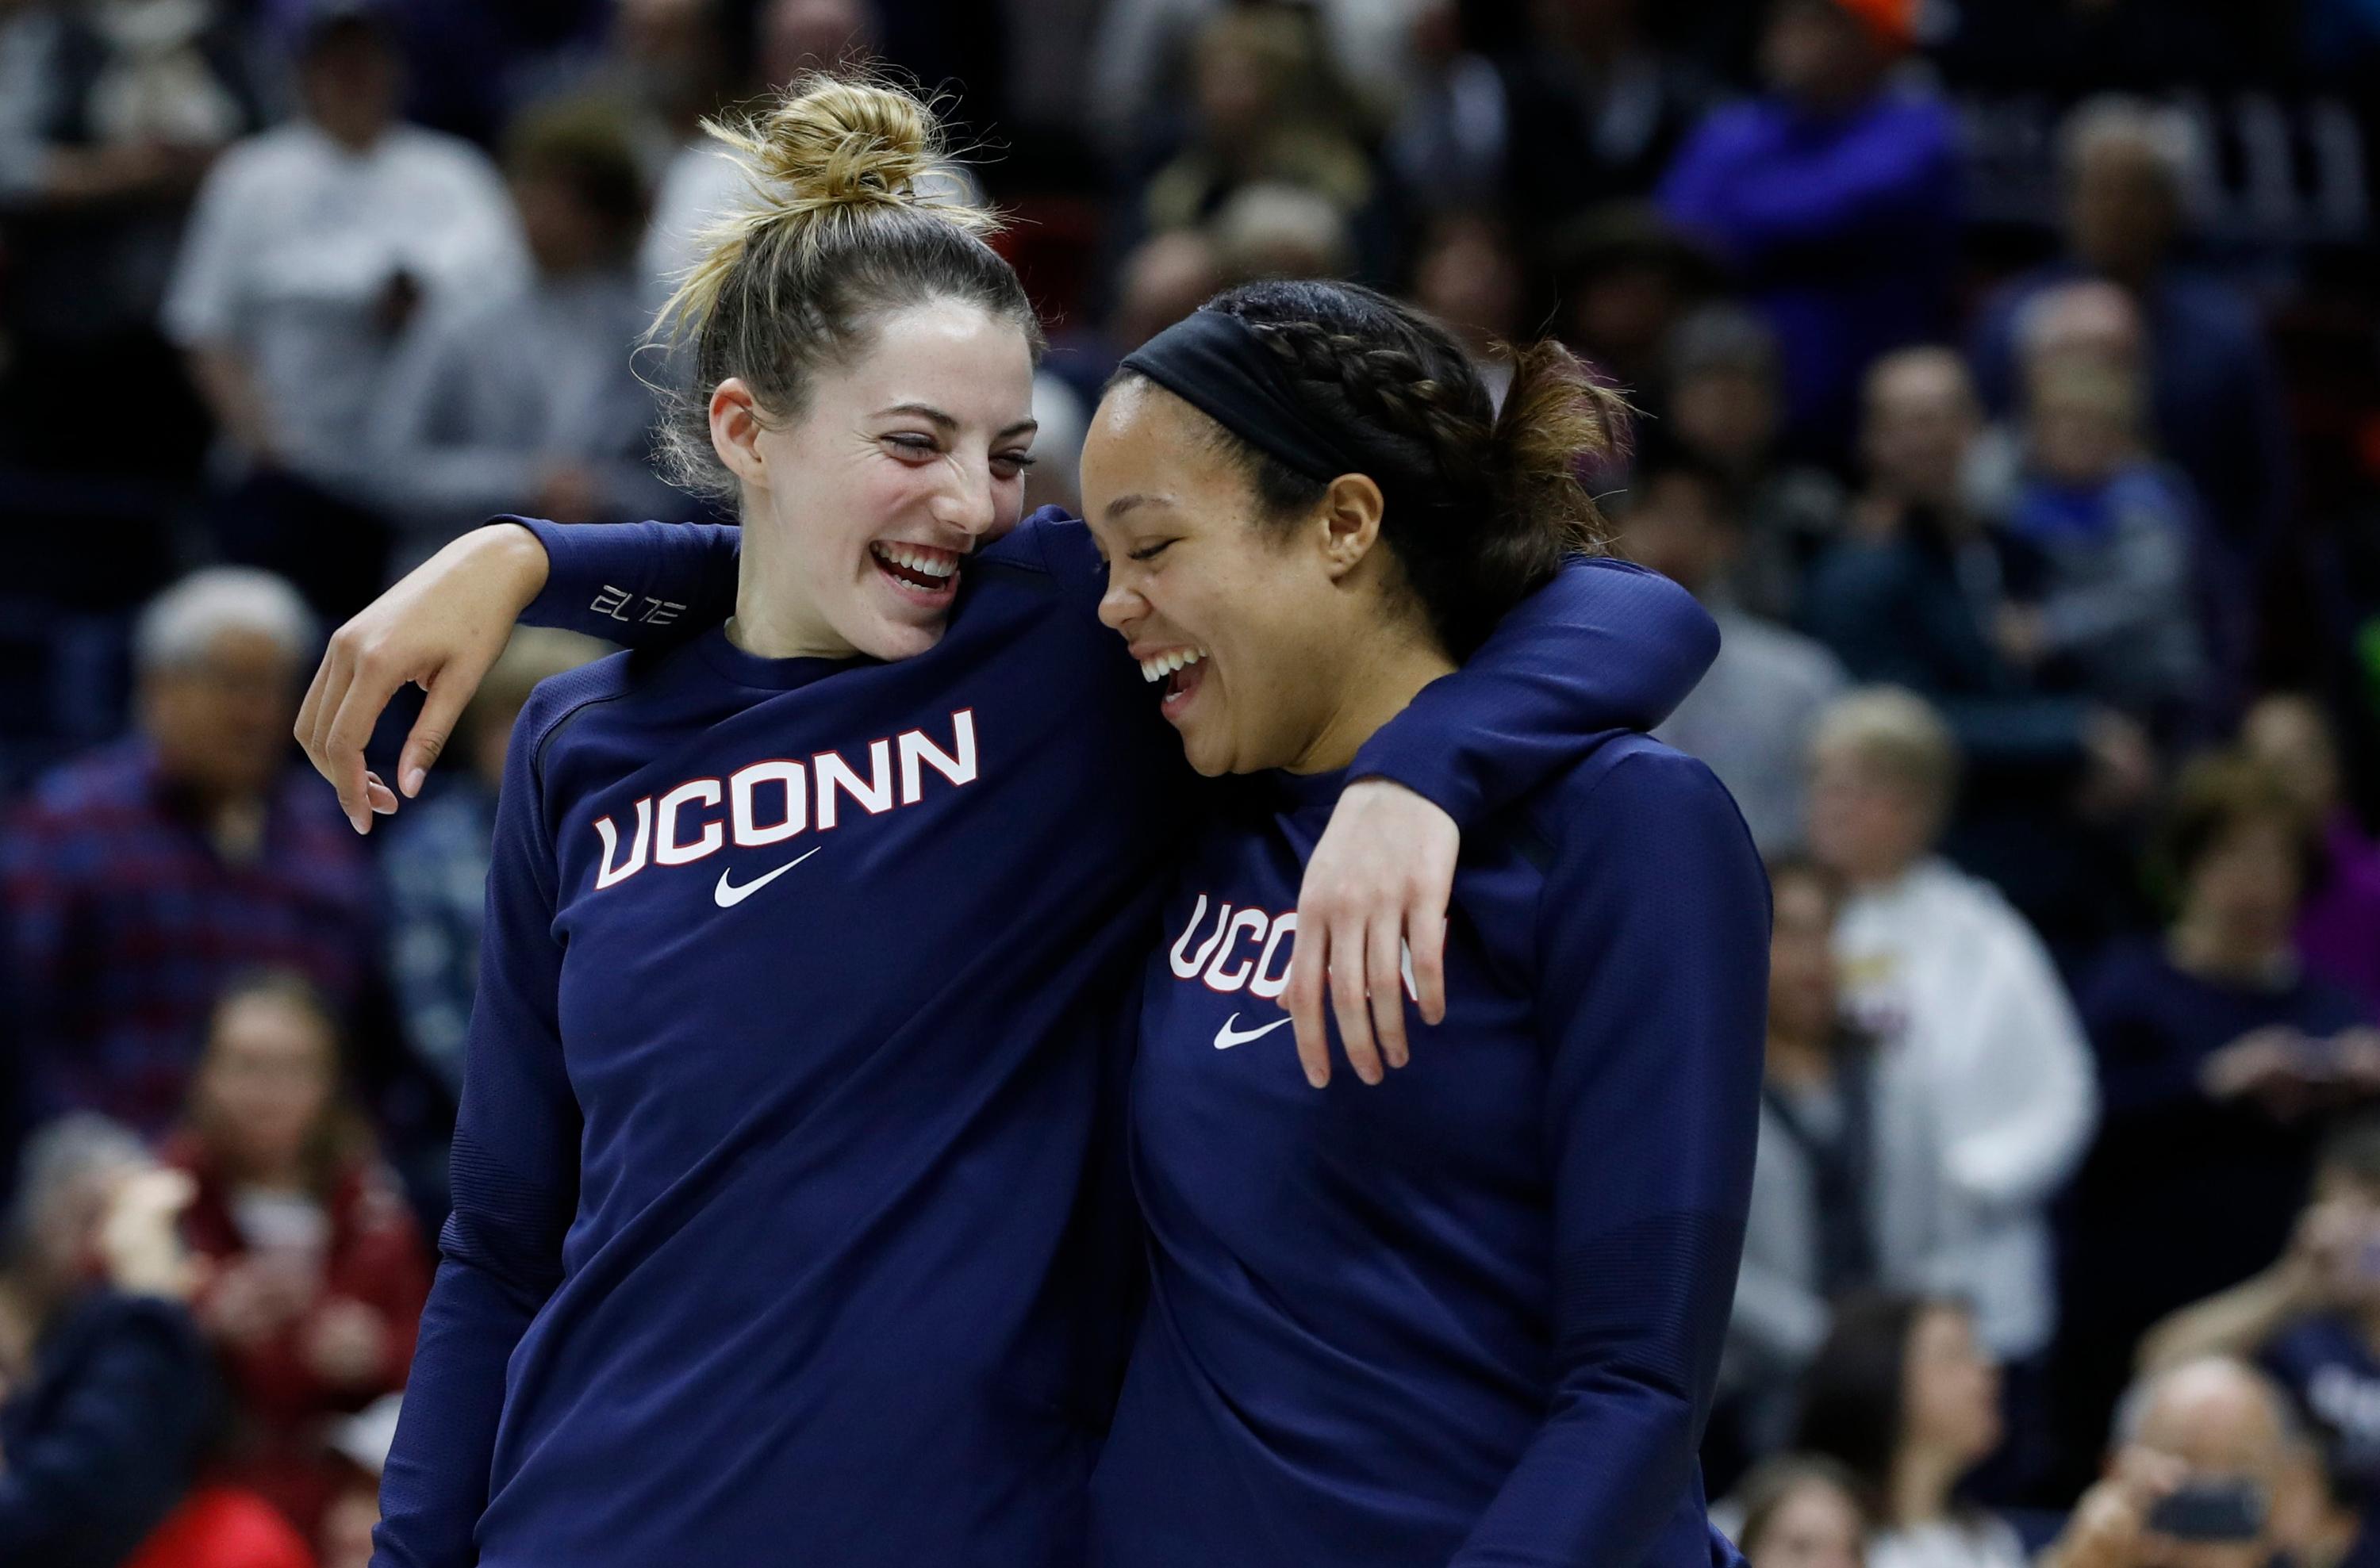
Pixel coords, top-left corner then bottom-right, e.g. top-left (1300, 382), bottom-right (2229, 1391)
top-left (2136, 1267), bottom-right (2305, 1375)
top-left (1349, 558), bottom-right (1717, 828)
top-left (516, 517), bottom-right (740, 646)
top-left (371, 1244), bottom-right (544, 1567)
top-left (1453, 1363), bottom-right (1704, 1566)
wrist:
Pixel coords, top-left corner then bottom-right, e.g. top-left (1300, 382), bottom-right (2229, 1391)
top-left (482, 519), bottom-right (551, 608)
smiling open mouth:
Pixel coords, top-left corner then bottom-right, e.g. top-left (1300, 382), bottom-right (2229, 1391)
top-left (1138, 646), bottom-right (1209, 715)
top-left (870, 541), bottom-right (962, 598)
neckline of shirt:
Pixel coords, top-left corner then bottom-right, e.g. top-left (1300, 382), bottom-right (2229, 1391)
top-left (693, 624), bottom-right (877, 692)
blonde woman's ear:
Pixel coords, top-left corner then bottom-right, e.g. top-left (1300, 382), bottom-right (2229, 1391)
top-left (708, 378), bottom-right (768, 489)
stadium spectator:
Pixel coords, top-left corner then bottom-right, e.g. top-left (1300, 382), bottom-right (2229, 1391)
top-left (368, 100), bottom-right (677, 571)
top-left (2138, 1118), bottom-right (2380, 1519)
top-left (2242, 693), bottom-right (2380, 1020)
top-left (1729, 1455), bottom-right (1870, 1568)
top-left (639, 0), bottom-right (866, 303)
top-left (1548, 202), bottom-right (1721, 399)
top-left (1722, 860), bottom-right (1894, 1459)
top-left (1660, 0), bottom-right (1960, 459)
top-left (1088, 0), bottom-right (1421, 155)
top-left (1132, 7), bottom-right (1378, 266)
top-left (0, 0), bottom-right (256, 485)
top-left (1207, 179), bottom-right (1356, 283)
top-left (1797, 1292), bottom-right (2202, 1568)
top-left (2086, 1359), bottom-right (2309, 1568)
top-left (1043, 228), bottom-right (1223, 408)
top-left (1662, 304), bottom-right (1848, 622)
top-left (1969, 98), bottom-right (2293, 567)
top-left (165, 972), bottom-right (428, 1541)
top-left (1407, 209), bottom-right (1526, 405)
top-left (1390, 0), bottom-right (1711, 238)
top-left (1, 569), bottom-right (377, 1137)
top-left (161, 1), bottom-right (528, 618)
top-left (1624, 449), bottom-right (1848, 853)
top-left (1806, 689), bottom-right (2098, 1374)
top-left (1801, 349), bottom-right (2155, 951)
top-left (1793, 1293), bottom-right (2025, 1566)
top-left (1997, 284), bottom-right (2205, 733)
top-left (2059, 753), bottom-right (2378, 1499)
top-left (383, 629), bottom-right (607, 1100)
top-left (0, 1115), bottom-right (217, 1565)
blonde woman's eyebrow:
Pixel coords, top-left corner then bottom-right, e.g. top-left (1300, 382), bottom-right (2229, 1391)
top-left (870, 403), bottom-right (1038, 440)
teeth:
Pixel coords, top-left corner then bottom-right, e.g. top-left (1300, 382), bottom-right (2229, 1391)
top-left (873, 542), bottom-right (958, 580)
top-left (1137, 648), bottom-right (1207, 684)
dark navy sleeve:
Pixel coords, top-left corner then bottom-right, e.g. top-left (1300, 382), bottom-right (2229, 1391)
top-left (1349, 558), bottom-right (1718, 829)
top-left (512, 516), bottom-right (742, 646)
top-left (373, 691), bottom-right (584, 1568)
top-left (1453, 749), bottom-right (1767, 1566)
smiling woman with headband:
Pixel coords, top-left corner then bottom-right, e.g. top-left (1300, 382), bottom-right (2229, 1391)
top-left (304, 72), bottom-right (1730, 1568)
top-left (1079, 281), bottom-right (1768, 1567)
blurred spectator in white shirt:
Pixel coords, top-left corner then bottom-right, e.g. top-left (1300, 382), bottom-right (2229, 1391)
top-left (368, 102), bottom-right (680, 571)
top-left (1808, 688), bottom-right (2099, 1367)
top-left (161, 2), bottom-right (526, 615)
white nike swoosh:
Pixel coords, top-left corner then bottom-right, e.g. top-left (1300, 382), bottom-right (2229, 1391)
top-left (713, 847), bottom-right (821, 908)
top-left (1214, 1012), bottom-right (1292, 1051)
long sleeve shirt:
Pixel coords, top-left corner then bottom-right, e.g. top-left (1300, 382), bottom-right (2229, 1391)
top-left (1092, 738), bottom-right (1766, 1566)
top-left (373, 511), bottom-right (1719, 1568)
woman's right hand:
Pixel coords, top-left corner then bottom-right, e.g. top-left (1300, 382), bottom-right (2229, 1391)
top-left (296, 523), bottom-right (551, 833)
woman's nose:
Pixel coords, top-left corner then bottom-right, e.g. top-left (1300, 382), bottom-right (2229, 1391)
top-left (1096, 569), bottom-right (1141, 632)
top-left (938, 462), bottom-right (1000, 537)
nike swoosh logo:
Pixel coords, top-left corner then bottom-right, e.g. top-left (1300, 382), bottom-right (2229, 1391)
top-left (714, 847), bottom-right (821, 908)
top-left (1214, 1012), bottom-right (1292, 1051)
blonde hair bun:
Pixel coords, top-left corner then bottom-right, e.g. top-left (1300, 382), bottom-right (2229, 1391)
top-left (716, 75), bottom-right (991, 235)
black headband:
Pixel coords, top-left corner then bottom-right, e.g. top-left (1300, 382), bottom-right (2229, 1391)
top-left (1119, 309), bottom-right (1359, 482)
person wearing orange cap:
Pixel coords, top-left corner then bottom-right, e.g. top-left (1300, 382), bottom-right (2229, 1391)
top-left (1660, 0), bottom-right (1958, 463)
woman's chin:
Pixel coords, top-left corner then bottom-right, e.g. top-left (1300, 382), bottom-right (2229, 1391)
top-left (853, 615), bottom-right (948, 664)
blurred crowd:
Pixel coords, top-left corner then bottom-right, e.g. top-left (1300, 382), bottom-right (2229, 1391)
top-left (4, 0), bottom-right (2380, 1562)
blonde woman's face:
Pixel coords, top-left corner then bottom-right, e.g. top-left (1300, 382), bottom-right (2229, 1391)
top-left (724, 301), bottom-right (1038, 662)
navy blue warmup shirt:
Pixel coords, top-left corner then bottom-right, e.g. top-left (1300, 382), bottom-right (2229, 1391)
top-left (1093, 740), bottom-right (1767, 1566)
top-left (372, 510), bottom-right (1720, 1568)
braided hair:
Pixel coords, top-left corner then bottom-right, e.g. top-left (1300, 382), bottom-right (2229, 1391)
top-left (1117, 279), bottom-right (1628, 657)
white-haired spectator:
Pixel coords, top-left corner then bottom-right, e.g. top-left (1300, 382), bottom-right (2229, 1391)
top-left (2, 568), bottom-right (378, 1137)
top-left (161, 2), bottom-right (528, 617)
top-left (1806, 688), bottom-right (2099, 1377)
top-left (1969, 94), bottom-right (2291, 629)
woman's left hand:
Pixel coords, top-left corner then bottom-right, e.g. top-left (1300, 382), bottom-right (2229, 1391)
top-left (1284, 780), bottom-right (1455, 1090)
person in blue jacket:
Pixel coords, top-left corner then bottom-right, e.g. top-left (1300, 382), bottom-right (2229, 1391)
top-left (299, 77), bottom-right (1723, 1568)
